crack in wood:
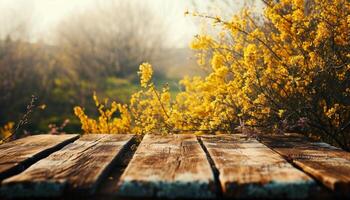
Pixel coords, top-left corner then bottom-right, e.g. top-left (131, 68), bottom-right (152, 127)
top-left (198, 136), bottom-right (224, 199)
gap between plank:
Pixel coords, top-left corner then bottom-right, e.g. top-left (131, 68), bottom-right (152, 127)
top-left (197, 136), bottom-right (223, 199)
top-left (94, 135), bottom-right (142, 198)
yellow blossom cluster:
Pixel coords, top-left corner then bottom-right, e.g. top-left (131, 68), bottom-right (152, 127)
top-left (0, 122), bottom-right (14, 144)
top-left (129, 84), bottom-right (172, 134)
top-left (74, 92), bottom-right (131, 134)
top-left (138, 63), bottom-right (153, 88)
top-left (75, 0), bottom-right (350, 149)
top-left (129, 63), bottom-right (237, 134)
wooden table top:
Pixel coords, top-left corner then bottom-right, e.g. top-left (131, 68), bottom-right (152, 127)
top-left (0, 133), bottom-right (349, 199)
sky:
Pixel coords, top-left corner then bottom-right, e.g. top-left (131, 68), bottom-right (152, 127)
top-left (0, 0), bottom-right (247, 47)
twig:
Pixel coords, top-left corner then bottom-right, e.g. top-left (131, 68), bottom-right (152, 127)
top-left (0, 95), bottom-right (38, 143)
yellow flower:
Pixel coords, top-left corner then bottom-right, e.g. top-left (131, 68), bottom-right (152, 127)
top-left (0, 122), bottom-right (14, 141)
top-left (278, 110), bottom-right (285, 118)
top-left (138, 63), bottom-right (153, 88)
top-left (211, 53), bottom-right (225, 71)
top-left (325, 104), bottom-right (339, 119)
top-left (74, 97), bottom-right (131, 134)
top-left (315, 22), bottom-right (329, 45)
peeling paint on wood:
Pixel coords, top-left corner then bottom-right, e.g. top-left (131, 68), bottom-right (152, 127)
top-left (116, 134), bottom-right (216, 199)
top-left (0, 134), bottom-right (134, 198)
top-left (201, 134), bottom-right (318, 199)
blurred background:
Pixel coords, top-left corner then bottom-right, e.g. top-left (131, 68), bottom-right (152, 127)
top-left (0, 0), bottom-right (254, 133)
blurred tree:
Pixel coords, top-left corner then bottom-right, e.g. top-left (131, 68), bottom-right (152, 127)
top-left (0, 2), bottom-right (33, 41)
top-left (0, 5), bottom-right (40, 126)
top-left (0, 0), bottom-right (172, 133)
top-left (55, 0), bottom-right (167, 82)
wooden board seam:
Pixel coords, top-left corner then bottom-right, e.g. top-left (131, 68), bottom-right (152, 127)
top-left (93, 135), bottom-right (136, 195)
top-left (197, 136), bottom-right (223, 198)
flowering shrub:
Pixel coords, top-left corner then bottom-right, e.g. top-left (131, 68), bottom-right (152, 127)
top-left (186, 0), bottom-right (350, 149)
top-left (75, 0), bottom-right (350, 149)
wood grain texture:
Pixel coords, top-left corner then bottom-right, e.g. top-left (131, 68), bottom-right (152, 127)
top-left (0, 134), bottom-right (134, 198)
top-left (116, 134), bottom-right (216, 199)
top-left (261, 133), bottom-right (350, 194)
top-left (200, 134), bottom-right (317, 199)
top-left (0, 134), bottom-right (79, 180)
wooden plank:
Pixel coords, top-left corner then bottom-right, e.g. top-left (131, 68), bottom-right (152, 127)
top-left (200, 134), bottom-right (318, 199)
top-left (0, 134), bottom-right (79, 180)
top-left (0, 134), bottom-right (134, 198)
top-left (116, 134), bottom-right (216, 199)
top-left (95, 136), bottom-right (139, 198)
top-left (261, 133), bottom-right (350, 194)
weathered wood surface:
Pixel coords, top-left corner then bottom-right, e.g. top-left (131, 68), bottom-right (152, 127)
top-left (116, 134), bottom-right (216, 199)
top-left (200, 134), bottom-right (317, 199)
top-left (1, 133), bottom-right (349, 199)
top-left (0, 134), bottom-right (79, 180)
top-left (261, 133), bottom-right (350, 194)
top-left (0, 134), bottom-right (134, 198)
